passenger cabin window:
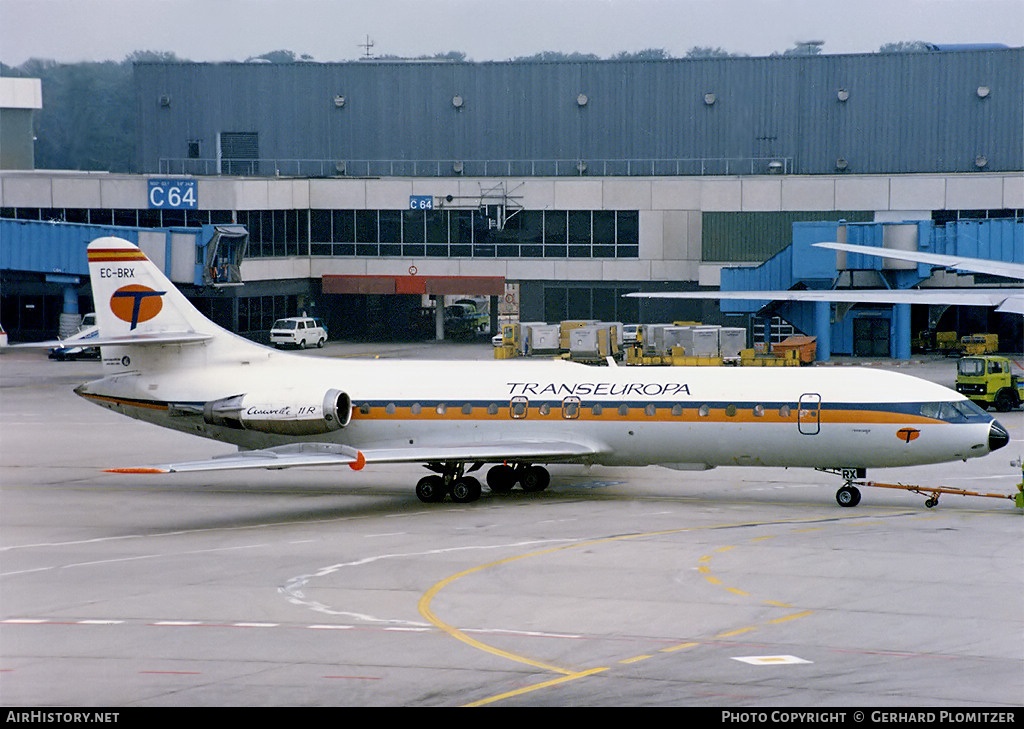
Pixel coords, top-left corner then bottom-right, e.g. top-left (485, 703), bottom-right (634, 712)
top-left (510, 396), bottom-right (528, 419)
top-left (562, 397), bottom-right (580, 419)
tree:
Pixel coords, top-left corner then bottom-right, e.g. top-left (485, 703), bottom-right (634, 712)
top-left (611, 48), bottom-right (672, 61)
top-left (878, 41), bottom-right (930, 53)
top-left (244, 50), bottom-right (315, 63)
top-left (774, 41), bottom-right (824, 56)
top-left (685, 46), bottom-right (744, 59)
top-left (512, 51), bottom-right (601, 62)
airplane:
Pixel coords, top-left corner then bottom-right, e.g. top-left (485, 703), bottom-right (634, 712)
top-left (47, 313), bottom-right (100, 360)
top-left (18, 236), bottom-right (1011, 508)
top-left (628, 242), bottom-right (1024, 313)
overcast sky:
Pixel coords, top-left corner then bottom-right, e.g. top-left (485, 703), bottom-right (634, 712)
top-left (2, 0), bottom-right (1021, 66)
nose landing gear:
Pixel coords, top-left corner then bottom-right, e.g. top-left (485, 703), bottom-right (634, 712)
top-left (833, 468), bottom-right (865, 507)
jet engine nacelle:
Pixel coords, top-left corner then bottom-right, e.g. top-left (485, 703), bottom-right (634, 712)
top-left (203, 388), bottom-right (352, 436)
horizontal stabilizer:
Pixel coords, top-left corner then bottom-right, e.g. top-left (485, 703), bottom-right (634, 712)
top-left (15, 331), bottom-right (213, 349)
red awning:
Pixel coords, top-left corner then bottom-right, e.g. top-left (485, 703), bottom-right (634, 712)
top-left (323, 275), bottom-right (504, 296)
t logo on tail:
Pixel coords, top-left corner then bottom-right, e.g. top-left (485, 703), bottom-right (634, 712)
top-left (110, 285), bottom-right (166, 330)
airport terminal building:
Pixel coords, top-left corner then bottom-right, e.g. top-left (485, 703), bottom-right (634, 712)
top-left (2, 48), bottom-right (1021, 351)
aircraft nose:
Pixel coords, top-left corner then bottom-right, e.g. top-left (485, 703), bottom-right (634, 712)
top-left (989, 420), bottom-right (1009, 452)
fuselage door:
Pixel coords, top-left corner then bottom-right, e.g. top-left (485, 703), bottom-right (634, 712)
top-left (797, 393), bottom-right (821, 435)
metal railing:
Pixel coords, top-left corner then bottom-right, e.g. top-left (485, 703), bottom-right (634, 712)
top-left (157, 156), bottom-right (795, 178)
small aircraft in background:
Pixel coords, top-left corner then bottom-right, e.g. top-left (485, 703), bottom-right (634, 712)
top-left (47, 313), bottom-right (100, 361)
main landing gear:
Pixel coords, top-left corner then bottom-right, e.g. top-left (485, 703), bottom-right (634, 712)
top-left (414, 462), bottom-right (551, 503)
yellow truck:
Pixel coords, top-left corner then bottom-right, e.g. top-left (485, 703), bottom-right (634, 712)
top-left (960, 333), bottom-right (999, 355)
top-left (956, 355), bottom-right (1023, 412)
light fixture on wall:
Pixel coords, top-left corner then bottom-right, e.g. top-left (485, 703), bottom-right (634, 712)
top-left (976, 86), bottom-right (990, 99)
top-left (452, 94), bottom-right (464, 109)
top-left (333, 95), bottom-right (346, 108)
top-left (576, 93), bottom-right (588, 107)
top-left (974, 155), bottom-right (988, 168)
top-left (703, 92), bottom-right (716, 106)
top-left (837, 89), bottom-right (849, 102)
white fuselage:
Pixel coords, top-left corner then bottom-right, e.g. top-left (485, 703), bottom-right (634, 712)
top-left (77, 346), bottom-right (998, 471)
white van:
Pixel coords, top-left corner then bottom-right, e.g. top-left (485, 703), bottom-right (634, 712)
top-left (270, 317), bottom-right (328, 349)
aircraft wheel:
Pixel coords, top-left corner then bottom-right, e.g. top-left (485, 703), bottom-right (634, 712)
top-left (487, 465), bottom-right (516, 493)
top-left (451, 477), bottom-right (482, 503)
top-left (836, 485), bottom-right (861, 507)
top-left (519, 465), bottom-right (550, 493)
top-left (994, 389), bottom-right (1016, 412)
top-left (416, 475), bottom-right (446, 503)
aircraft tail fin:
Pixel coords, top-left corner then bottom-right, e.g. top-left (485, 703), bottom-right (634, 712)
top-left (86, 237), bottom-right (259, 367)
top-left (87, 237), bottom-right (211, 337)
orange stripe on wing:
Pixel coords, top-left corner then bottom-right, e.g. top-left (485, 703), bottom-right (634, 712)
top-left (105, 467), bottom-right (170, 474)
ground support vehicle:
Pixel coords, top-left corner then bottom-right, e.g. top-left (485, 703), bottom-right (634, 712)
top-left (956, 355), bottom-right (1023, 412)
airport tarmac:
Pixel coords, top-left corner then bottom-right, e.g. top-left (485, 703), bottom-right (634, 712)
top-left (1, 343), bottom-right (1022, 707)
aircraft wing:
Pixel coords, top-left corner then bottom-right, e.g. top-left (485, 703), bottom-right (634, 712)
top-left (105, 440), bottom-right (606, 474)
top-left (627, 288), bottom-right (1024, 313)
top-left (814, 242), bottom-right (1024, 281)
top-left (629, 241), bottom-right (1024, 313)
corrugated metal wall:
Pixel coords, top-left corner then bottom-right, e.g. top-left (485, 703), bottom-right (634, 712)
top-left (702, 210), bottom-right (873, 262)
top-left (136, 49), bottom-right (1023, 176)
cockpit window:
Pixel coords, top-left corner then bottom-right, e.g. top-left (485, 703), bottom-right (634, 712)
top-left (952, 399), bottom-right (988, 419)
top-left (919, 400), bottom-right (989, 422)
